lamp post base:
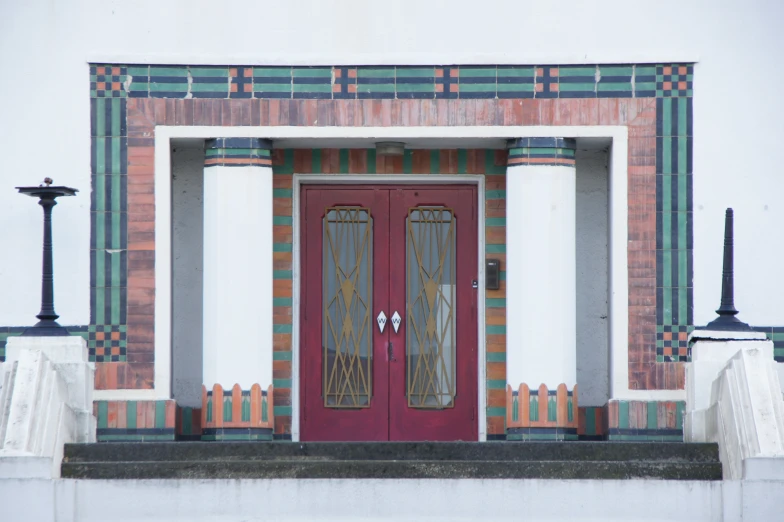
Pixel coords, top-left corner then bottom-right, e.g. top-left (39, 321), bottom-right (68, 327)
top-left (21, 320), bottom-right (71, 337)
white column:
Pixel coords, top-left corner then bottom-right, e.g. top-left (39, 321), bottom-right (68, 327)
top-left (202, 138), bottom-right (273, 390)
top-left (506, 138), bottom-right (577, 389)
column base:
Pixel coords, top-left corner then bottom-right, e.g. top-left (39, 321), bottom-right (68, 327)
top-left (201, 384), bottom-right (274, 441)
top-left (506, 383), bottom-right (578, 441)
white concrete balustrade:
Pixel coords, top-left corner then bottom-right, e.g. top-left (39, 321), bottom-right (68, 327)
top-left (0, 336), bottom-right (95, 478)
top-left (685, 330), bottom-right (784, 480)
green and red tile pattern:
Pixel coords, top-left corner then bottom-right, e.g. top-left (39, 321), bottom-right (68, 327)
top-left (607, 400), bottom-right (685, 442)
top-left (94, 400), bottom-right (176, 441)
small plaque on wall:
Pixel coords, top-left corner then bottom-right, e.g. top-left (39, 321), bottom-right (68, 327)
top-left (486, 259), bottom-right (500, 290)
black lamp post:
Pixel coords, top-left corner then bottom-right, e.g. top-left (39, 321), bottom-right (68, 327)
top-left (16, 178), bottom-right (78, 336)
top-left (698, 208), bottom-right (753, 332)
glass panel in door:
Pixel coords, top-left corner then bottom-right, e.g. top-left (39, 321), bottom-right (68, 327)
top-left (323, 207), bottom-right (373, 408)
top-left (406, 207), bottom-right (456, 409)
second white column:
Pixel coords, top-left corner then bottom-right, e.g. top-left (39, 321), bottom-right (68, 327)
top-left (201, 138), bottom-right (275, 440)
top-left (504, 137), bottom-right (579, 441)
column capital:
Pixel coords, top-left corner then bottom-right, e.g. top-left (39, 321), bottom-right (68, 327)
top-left (506, 137), bottom-right (576, 167)
top-left (204, 137), bottom-right (273, 168)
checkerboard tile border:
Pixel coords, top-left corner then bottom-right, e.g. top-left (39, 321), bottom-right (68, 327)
top-left (655, 95), bottom-right (694, 360)
top-left (90, 65), bottom-right (127, 98)
top-left (88, 324), bottom-right (127, 362)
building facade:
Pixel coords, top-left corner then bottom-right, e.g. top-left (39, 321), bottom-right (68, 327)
top-left (1, 0), bottom-right (783, 445)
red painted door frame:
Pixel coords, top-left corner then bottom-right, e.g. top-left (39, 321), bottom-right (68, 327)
top-left (300, 185), bottom-right (478, 441)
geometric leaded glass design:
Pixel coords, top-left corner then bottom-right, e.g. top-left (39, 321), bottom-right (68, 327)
top-left (323, 207), bottom-right (373, 408)
top-left (406, 207), bottom-right (456, 409)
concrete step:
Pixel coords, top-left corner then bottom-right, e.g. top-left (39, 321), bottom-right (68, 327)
top-left (62, 441), bottom-right (722, 480)
top-left (63, 441), bottom-right (719, 463)
top-left (61, 458), bottom-right (722, 480)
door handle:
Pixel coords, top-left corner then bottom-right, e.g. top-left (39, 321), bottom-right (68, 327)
top-left (376, 311), bottom-right (387, 334)
top-left (391, 311), bottom-right (402, 333)
top-left (388, 341), bottom-right (396, 362)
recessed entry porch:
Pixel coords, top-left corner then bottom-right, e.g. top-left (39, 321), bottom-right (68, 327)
top-left (162, 133), bottom-right (616, 442)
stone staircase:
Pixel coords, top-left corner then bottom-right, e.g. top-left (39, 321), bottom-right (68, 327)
top-left (62, 441), bottom-right (722, 480)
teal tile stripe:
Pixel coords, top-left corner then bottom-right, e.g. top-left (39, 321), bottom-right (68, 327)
top-left (647, 401), bottom-right (658, 429)
top-left (486, 352), bottom-right (506, 363)
top-left (97, 401), bottom-right (108, 429)
top-left (155, 401), bottom-right (166, 428)
top-left (486, 407), bottom-right (506, 417)
top-left (618, 401), bottom-right (629, 429)
top-left (127, 402), bottom-right (137, 429)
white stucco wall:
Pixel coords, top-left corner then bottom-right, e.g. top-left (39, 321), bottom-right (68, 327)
top-left (0, 477), bottom-right (729, 522)
top-left (2, 475), bottom-right (783, 522)
top-left (1, 0), bottom-right (782, 329)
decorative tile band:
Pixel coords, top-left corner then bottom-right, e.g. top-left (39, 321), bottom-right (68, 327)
top-left (607, 399), bottom-right (684, 442)
top-left (506, 137), bottom-right (576, 167)
top-left (93, 399), bottom-right (176, 441)
top-left (201, 384), bottom-right (274, 441)
top-left (655, 95), bottom-right (693, 362)
top-left (102, 64), bottom-right (696, 101)
top-left (204, 137), bottom-right (273, 167)
top-left (506, 384), bottom-right (578, 440)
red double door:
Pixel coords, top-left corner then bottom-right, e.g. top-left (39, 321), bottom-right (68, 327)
top-left (300, 185), bottom-right (478, 441)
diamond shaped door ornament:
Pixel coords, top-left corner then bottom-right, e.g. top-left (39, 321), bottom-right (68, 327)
top-left (376, 311), bottom-right (387, 334)
top-left (391, 311), bottom-right (402, 334)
